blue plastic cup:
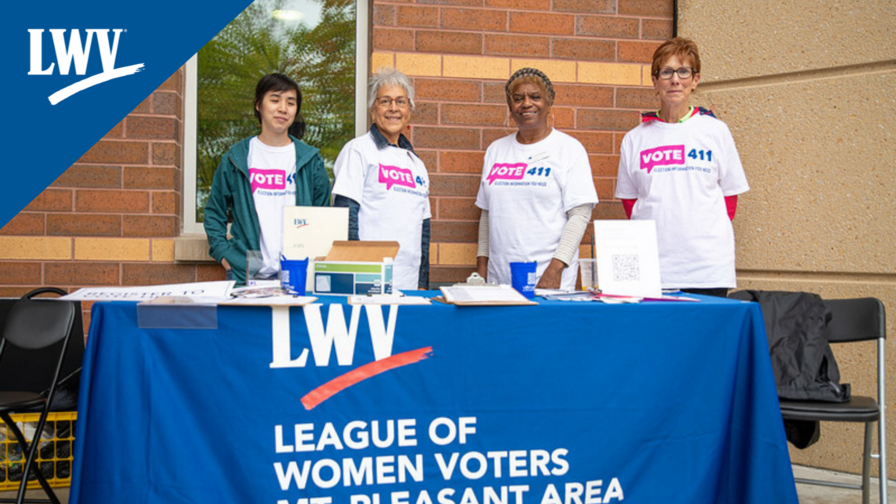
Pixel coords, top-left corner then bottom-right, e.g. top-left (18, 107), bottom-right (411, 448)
top-left (279, 256), bottom-right (309, 295)
top-left (509, 261), bottom-right (537, 299)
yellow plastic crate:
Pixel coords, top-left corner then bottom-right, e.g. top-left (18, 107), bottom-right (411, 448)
top-left (0, 411), bottom-right (76, 491)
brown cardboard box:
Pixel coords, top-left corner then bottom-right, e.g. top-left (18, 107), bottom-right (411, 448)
top-left (312, 241), bottom-right (400, 296)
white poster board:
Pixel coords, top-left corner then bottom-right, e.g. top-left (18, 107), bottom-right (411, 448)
top-left (593, 220), bottom-right (662, 298)
top-left (282, 206), bottom-right (349, 291)
top-left (60, 281), bottom-right (234, 302)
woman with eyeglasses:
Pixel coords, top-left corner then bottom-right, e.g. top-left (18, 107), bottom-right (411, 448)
top-left (475, 68), bottom-right (598, 291)
top-left (332, 68), bottom-right (431, 291)
top-left (615, 37), bottom-right (749, 297)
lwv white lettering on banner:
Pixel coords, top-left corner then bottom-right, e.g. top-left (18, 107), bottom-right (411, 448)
top-left (270, 304), bottom-right (398, 368)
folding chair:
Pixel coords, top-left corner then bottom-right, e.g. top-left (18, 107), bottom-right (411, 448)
top-left (0, 288), bottom-right (77, 504)
top-left (779, 298), bottom-right (888, 504)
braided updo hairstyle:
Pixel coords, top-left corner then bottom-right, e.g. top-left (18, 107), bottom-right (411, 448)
top-left (504, 67), bottom-right (555, 107)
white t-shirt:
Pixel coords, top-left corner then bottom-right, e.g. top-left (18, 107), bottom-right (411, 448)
top-left (615, 113), bottom-right (749, 288)
top-left (332, 131), bottom-right (432, 291)
top-left (248, 137), bottom-right (297, 277)
top-left (475, 129), bottom-right (598, 291)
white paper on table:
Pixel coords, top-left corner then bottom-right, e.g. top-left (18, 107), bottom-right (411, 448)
top-left (281, 206), bottom-right (349, 292)
top-left (60, 281), bottom-right (235, 302)
top-left (349, 295), bottom-right (431, 305)
top-left (593, 220), bottom-right (662, 298)
top-left (534, 288), bottom-right (572, 296)
top-left (220, 295), bottom-right (318, 307)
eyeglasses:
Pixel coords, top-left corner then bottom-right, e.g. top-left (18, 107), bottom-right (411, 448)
top-left (656, 67), bottom-right (696, 80)
top-left (375, 97), bottom-right (410, 109)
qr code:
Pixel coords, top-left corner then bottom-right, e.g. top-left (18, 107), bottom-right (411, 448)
top-left (611, 254), bottom-right (640, 282)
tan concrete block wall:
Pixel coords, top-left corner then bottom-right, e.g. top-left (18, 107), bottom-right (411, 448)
top-left (679, 0), bottom-right (895, 81)
top-left (680, 0), bottom-right (896, 479)
top-left (705, 73), bottom-right (895, 274)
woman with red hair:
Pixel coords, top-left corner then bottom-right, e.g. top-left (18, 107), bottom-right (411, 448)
top-left (615, 38), bottom-right (749, 297)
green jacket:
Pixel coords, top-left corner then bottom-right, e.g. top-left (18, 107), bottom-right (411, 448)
top-left (204, 136), bottom-right (332, 284)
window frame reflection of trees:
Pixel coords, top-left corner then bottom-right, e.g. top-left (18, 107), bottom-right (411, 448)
top-left (185, 0), bottom-right (364, 229)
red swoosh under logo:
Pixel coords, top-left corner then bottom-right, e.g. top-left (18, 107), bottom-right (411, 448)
top-left (301, 346), bottom-right (433, 410)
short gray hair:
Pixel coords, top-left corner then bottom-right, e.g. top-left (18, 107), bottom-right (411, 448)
top-left (368, 68), bottom-right (416, 111)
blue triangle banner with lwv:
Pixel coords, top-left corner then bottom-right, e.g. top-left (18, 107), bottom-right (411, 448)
top-left (0, 0), bottom-right (254, 228)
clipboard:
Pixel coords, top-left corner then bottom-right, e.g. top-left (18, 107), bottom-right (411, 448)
top-left (437, 285), bottom-right (537, 306)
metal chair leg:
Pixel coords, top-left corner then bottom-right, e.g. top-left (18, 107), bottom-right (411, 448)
top-left (863, 422), bottom-right (872, 504)
top-left (879, 335), bottom-right (888, 504)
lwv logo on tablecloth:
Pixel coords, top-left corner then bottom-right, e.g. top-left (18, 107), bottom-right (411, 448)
top-left (28, 29), bottom-right (145, 105)
top-left (270, 304), bottom-right (399, 369)
top-left (268, 304), bottom-right (432, 410)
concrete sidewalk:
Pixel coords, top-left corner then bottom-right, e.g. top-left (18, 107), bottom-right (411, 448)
top-left (2, 466), bottom-right (893, 503)
top-left (793, 465), bottom-right (894, 503)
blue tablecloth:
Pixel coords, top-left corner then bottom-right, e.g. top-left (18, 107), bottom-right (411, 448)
top-left (69, 294), bottom-right (798, 503)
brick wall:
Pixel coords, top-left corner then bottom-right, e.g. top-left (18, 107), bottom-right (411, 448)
top-left (0, 0), bottom-right (673, 326)
top-left (374, 0), bottom-right (672, 284)
top-left (0, 69), bottom-right (225, 326)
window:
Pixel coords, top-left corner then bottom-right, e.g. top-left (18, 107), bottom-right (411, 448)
top-left (182, 0), bottom-right (369, 235)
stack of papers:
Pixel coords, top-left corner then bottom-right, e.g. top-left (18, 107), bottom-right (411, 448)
top-left (542, 291), bottom-right (700, 303)
top-left (349, 295), bottom-right (431, 305)
top-left (220, 295), bottom-right (318, 306)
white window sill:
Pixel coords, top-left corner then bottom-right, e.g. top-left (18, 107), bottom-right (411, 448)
top-left (174, 234), bottom-right (215, 262)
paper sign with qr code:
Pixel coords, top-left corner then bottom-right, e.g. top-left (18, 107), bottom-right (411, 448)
top-left (593, 220), bottom-right (662, 297)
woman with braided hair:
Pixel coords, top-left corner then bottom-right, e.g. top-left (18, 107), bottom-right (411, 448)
top-left (475, 68), bottom-right (598, 290)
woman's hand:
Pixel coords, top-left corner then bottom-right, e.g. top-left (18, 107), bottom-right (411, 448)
top-left (536, 259), bottom-right (566, 289)
top-left (221, 258), bottom-right (231, 271)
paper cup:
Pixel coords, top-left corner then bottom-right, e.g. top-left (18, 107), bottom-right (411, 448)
top-left (509, 261), bottom-right (537, 299)
top-left (280, 257), bottom-right (309, 295)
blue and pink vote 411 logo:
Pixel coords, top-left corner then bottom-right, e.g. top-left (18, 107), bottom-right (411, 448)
top-left (250, 168), bottom-right (290, 193)
top-left (487, 163), bottom-right (527, 185)
top-left (378, 164), bottom-right (418, 190)
top-left (639, 144), bottom-right (685, 174)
